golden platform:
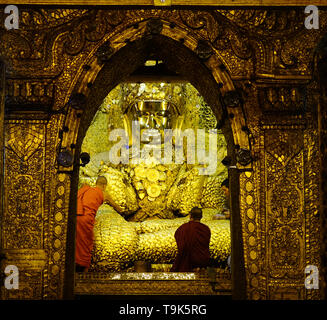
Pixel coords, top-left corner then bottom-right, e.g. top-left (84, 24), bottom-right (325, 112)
top-left (75, 269), bottom-right (231, 296)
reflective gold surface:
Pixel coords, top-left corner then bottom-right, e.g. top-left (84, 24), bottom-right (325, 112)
top-left (80, 82), bottom-right (230, 270)
top-left (75, 270), bottom-right (232, 296)
top-left (90, 205), bottom-right (230, 271)
top-left (80, 83), bottom-right (228, 220)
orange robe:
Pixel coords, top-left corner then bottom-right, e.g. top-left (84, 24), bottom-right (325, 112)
top-left (171, 221), bottom-right (211, 272)
top-left (75, 185), bottom-right (104, 268)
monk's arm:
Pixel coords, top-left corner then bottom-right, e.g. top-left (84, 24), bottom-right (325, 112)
top-left (103, 191), bottom-right (123, 213)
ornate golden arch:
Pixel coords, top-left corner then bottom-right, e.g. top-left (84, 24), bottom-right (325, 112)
top-left (57, 19), bottom-right (252, 298)
top-left (59, 18), bottom-right (250, 161)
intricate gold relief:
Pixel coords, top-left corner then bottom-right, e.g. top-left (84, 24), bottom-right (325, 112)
top-left (6, 122), bottom-right (44, 162)
top-left (303, 117), bottom-right (321, 300)
top-left (42, 116), bottom-right (69, 299)
top-left (268, 285), bottom-right (304, 300)
top-left (263, 128), bottom-right (309, 298)
top-left (1, 271), bottom-right (43, 300)
top-left (1, 121), bottom-right (50, 299)
top-left (5, 175), bottom-right (43, 248)
top-left (46, 172), bottom-right (71, 299)
top-left (4, 121), bottom-right (46, 249)
top-left (259, 86), bottom-right (306, 113)
top-left (75, 270), bottom-right (231, 296)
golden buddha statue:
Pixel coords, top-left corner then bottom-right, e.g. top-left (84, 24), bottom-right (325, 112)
top-left (79, 83), bottom-right (231, 272)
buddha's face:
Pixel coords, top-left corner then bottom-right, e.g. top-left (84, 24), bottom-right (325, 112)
top-left (124, 100), bottom-right (178, 146)
top-left (135, 100), bottom-right (172, 132)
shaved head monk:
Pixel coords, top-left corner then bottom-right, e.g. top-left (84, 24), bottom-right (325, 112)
top-left (75, 176), bottom-right (107, 272)
top-left (171, 207), bottom-right (211, 272)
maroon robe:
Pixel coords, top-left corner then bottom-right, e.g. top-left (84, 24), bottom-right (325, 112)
top-left (171, 220), bottom-right (211, 272)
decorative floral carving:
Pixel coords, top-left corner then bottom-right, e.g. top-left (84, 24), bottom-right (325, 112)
top-left (265, 130), bottom-right (305, 281)
top-left (270, 226), bottom-right (301, 268)
top-left (259, 87), bottom-right (305, 113)
top-left (63, 25), bottom-right (86, 56)
top-left (6, 123), bottom-right (44, 162)
top-left (179, 10), bottom-right (221, 43)
top-left (217, 9), bottom-right (304, 37)
top-left (5, 164), bottom-right (43, 249)
top-left (0, 8), bottom-right (325, 78)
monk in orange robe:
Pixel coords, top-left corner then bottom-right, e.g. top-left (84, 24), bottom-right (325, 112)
top-left (171, 207), bottom-right (211, 272)
top-left (75, 176), bottom-right (107, 272)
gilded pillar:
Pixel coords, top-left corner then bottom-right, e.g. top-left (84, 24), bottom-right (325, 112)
top-left (257, 97), bottom-right (320, 299)
top-left (1, 120), bottom-right (47, 299)
top-left (0, 116), bottom-right (70, 299)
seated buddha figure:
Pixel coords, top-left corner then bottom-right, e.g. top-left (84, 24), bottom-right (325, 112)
top-left (79, 83), bottom-right (231, 271)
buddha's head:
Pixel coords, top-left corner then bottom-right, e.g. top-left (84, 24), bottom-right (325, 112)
top-left (124, 99), bottom-right (182, 147)
top-left (133, 100), bottom-right (175, 130)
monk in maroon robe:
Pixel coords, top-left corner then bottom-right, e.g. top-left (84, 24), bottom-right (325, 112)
top-left (171, 207), bottom-right (211, 272)
top-left (75, 176), bottom-right (107, 272)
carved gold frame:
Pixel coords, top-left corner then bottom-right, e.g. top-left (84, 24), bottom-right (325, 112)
top-left (60, 23), bottom-right (250, 299)
top-left (0, 7), bottom-right (324, 300)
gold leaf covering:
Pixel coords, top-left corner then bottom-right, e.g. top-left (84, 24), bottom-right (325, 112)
top-left (91, 205), bottom-right (231, 271)
top-left (100, 167), bottom-right (139, 214)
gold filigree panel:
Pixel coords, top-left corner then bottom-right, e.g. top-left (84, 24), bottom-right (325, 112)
top-left (1, 117), bottom-right (70, 300)
top-left (1, 120), bottom-right (48, 299)
top-left (265, 132), bottom-right (304, 279)
top-left (261, 124), bottom-right (320, 300)
top-left (4, 121), bottom-right (46, 249)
